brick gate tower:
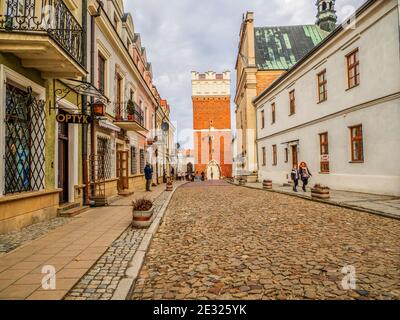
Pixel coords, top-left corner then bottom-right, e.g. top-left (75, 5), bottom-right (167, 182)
top-left (191, 71), bottom-right (232, 179)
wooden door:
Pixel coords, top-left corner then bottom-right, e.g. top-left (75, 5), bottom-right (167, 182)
top-left (58, 118), bottom-right (69, 203)
top-left (117, 151), bottom-right (129, 190)
top-left (291, 145), bottom-right (298, 168)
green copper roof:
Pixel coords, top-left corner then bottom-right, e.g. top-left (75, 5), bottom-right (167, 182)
top-left (254, 25), bottom-right (329, 70)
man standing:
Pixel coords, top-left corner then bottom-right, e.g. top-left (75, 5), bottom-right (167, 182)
top-left (144, 163), bottom-right (153, 192)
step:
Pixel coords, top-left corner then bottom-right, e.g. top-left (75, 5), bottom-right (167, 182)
top-left (58, 206), bottom-right (90, 218)
top-left (57, 202), bottom-right (80, 214)
top-left (118, 190), bottom-right (134, 197)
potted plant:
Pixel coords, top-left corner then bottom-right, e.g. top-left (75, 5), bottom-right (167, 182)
top-left (132, 198), bottom-right (154, 228)
top-left (238, 177), bottom-right (246, 186)
top-left (166, 178), bottom-right (173, 191)
top-left (311, 184), bottom-right (331, 199)
top-left (127, 99), bottom-right (135, 121)
top-left (263, 179), bottom-right (273, 190)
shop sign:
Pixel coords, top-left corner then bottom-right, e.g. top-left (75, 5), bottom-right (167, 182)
top-left (56, 113), bottom-right (92, 124)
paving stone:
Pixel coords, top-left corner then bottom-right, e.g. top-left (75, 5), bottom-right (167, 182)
top-left (129, 182), bottom-right (400, 300)
top-left (64, 186), bottom-right (177, 300)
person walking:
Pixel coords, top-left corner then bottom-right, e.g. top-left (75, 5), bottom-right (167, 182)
top-left (144, 163), bottom-right (153, 192)
top-left (201, 171), bottom-right (205, 181)
top-left (299, 162), bottom-right (312, 192)
top-left (290, 165), bottom-right (300, 192)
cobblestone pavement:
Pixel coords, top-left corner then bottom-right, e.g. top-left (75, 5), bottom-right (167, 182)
top-left (131, 181), bottom-right (400, 300)
top-left (65, 190), bottom-right (172, 300)
top-left (242, 181), bottom-right (400, 219)
top-left (0, 217), bottom-right (73, 255)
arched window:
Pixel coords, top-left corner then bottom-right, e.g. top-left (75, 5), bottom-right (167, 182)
top-left (322, 2), bottom-right (327, 11)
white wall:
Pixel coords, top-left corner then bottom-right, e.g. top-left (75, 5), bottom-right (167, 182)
top-left (256, 0), bottom-right (400, 196)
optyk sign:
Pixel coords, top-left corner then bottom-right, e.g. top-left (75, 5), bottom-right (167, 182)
top-left (56, 113), bottom-right (92, 124)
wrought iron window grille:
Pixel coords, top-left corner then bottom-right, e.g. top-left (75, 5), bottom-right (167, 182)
top-left (113, 101), bottom-right (145, 126)
top-left (4, 84), bottom-right (46, 195)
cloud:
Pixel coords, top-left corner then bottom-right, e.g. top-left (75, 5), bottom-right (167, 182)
top-left (124, 0), bottom-right (366, 149)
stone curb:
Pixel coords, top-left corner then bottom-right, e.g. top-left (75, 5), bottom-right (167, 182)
top-left (111, 182), bottom-right (187, 300)
top-left (226, 180), bottom-right (400, 221)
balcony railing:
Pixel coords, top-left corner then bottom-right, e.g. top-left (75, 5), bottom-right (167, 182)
top-left (0, 0), bottom-right (84, 66)
top-left (114, 101), bottom-right (145, 128)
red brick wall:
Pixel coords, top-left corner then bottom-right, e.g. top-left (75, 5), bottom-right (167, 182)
top-left (256, 71), bottom-right (286, 95)
top-left (193, 96), bottom-right (232, 178)
top-left (192, 96), bottom-right (231, 130)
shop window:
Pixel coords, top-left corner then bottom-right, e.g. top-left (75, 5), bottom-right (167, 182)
top-left (97, 137), bottom-right (112, 180)
top-left (131, 146), bottom-right (137, 175)
top-left (139, 149), bottom-right (145, 173)
top-left (4, 84), bottom-right (45, 194)
top-left (319, 132), bottom-right (330, 173)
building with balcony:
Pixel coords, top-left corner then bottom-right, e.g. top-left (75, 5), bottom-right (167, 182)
top-left (86, 0), bottom-right (161, 203)
top-left (254, 0), bottom-right (400, 196)
top-left (0, 0), bottom-right (88, 233)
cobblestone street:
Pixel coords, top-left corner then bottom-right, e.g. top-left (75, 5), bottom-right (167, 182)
top-left (131, 182), bottom-right (400, 300)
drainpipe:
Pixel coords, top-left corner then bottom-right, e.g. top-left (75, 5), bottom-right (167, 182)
top-left (89, 4), bottom-right (102, 199)
top-left (155, 106), bottom-right (159, 184)
top-left (81, 0), bottom-right (89, 205)
top-left (254, 104), bottom-right (259, 182)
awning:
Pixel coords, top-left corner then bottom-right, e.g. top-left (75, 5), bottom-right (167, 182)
top-left (59, 79), bottom-right (110, 103)
top-left (99, 119), bottom-right (121, 133)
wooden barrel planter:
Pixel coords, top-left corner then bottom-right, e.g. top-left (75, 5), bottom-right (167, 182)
top-left (311, 185), bottom-right (331, 199)
top-left (263, 180), bottom-right (273, 190)
top-left (166, 183), bottom-right (173, 191)
top-left (132, 206), bottom-right (154, 228)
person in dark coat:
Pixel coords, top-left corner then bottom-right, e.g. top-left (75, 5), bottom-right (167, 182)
top-left (290, 165), bottom-right (300, 192)
top-left (144, 163), bottom-right (153, 191)
top-left (299, 162), bottom-right (312, 192)
top-left (201, 171), bottom-right (205, 181)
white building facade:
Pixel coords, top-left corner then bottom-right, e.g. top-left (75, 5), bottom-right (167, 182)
top-left (254, 0), bottom-right (400, 196)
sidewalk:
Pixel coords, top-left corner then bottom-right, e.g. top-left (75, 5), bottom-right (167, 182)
top-left (0, 182), bottom-right (181, 300)
top-left (234, 181), bottom-right (400, 220)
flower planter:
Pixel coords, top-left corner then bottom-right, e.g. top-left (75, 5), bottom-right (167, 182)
top-left (263, 180), bottom-right (273, 190)
top-left (311, 187), bottom-right (330, 199)
top-left (238, 179), bottom-right (246, 186)
top-left (127, 114), bottom-right (134, 121)
top-left (132, 205), bottom-right (155, 228)
top-left (166, 183), bottom-right (173, 191)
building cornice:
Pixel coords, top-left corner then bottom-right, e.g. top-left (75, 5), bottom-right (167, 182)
top-left (90, 2), bottom-right (159, 106)
top-left (256, 92), bottom-right (400, 142)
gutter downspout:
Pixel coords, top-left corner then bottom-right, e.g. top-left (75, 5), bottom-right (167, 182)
top-left (155, 105), bottom-right (159, 184)
top-left (254, 102), bottom-right (259, 182)
top-left (90, 4), bottom-right (102, 199)
top-left (81, 0), bottom-right (89, 205)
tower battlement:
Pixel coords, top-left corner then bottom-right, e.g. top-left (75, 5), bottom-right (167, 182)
top-left (191, 70), bottom-right (231, 96)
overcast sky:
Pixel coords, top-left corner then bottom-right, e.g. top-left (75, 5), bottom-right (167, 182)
top-left (124, 0), bottom-right (366, 149)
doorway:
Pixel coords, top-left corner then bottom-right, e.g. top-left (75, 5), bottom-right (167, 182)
top-left (291, 145), bottom-right (298, 168)
top-left (117, 150), bottom-right (129, 191)
top-left (58, 113), bottom-right (69, 203)
top-left (206, 160), bottom-right (221, 180)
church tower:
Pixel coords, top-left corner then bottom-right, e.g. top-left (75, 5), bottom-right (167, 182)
top-left (316, 0), bottom-right (337, 33)
top-left (191, 71), bottom-right (232, 179)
